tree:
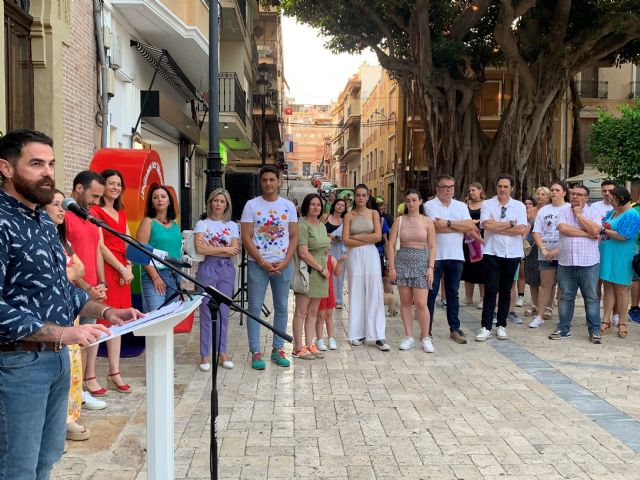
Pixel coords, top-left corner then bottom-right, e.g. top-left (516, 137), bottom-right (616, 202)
top-left (267, 0), bottom-right (640, 195)
top-left (590, 102), bottom-right (640, 183)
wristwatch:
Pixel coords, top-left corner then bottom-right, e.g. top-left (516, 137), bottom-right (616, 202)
top-left (447, 220), bottom-right (452, 228)
top-left (509, 220), bottom-right (515, 228)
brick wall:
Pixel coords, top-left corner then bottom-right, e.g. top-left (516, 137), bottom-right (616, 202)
top-left (62, 0), bottom-right (98, 194)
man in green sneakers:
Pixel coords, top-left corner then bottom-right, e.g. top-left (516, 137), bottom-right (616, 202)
top-left (241, 165), bottom-right (298, 369)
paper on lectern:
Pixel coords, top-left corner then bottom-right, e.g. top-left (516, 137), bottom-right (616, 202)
top-left (89, 300), bottom-right (183, 346)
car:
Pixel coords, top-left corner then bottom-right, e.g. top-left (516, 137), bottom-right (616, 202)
top-left (284, 172), bottom-right (299, 180)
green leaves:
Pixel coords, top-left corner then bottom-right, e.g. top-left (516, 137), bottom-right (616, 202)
top-left (590, 102), bottom-right (640, 183)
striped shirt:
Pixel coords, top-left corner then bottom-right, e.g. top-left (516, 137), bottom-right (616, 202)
top-left (0, 190), bottom-right (89, 343)
top-left (557, 205), bottom-right (601, 267)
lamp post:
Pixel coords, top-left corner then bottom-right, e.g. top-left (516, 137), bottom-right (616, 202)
top-left (205, 0), bottom-right (223, 199)
top-left (256, 67), bottom-right (270, 166)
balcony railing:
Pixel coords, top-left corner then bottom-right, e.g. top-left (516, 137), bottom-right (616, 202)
top-left (257, 39), bottom-right (279, 65)
top-left (576, 80), bottom-right (608, 99)
top-left (252, 116), bottom-right (260, 147)
top-left (629, 81), bottom-right (640, 99)
top-left (220, 72), bottom-right (246, 125)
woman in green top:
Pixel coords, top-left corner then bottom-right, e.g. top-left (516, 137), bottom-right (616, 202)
top-left (136, 185), bottom-right (183, 311)
top-left (292, 193), bottom-right (331, 360)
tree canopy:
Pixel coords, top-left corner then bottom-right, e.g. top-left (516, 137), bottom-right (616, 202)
top-left (268, 0), bottom-right (640, 194)
top-left (590, 102), bottom-right (640, 183)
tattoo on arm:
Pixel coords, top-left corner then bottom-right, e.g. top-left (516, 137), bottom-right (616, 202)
top-left (22, 322), bottom-right (62, 342)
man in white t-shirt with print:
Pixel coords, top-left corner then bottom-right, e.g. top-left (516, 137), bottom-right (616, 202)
top-left (240, 165), bottom-right (298, 370)
top-left (476, 174), bottom-right (528, 341)
top-left (424, 174), bottom-right (475, 344)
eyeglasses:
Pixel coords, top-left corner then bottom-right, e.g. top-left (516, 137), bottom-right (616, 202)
top-left (437, 184), bottom-right (455, 190)
top-left (500, 206), bottom-right (507, 219)
top-left (570, 192), bottom-right (586, 197)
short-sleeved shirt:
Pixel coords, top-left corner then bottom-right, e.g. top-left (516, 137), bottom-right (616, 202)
top-left (424, 197), bottom-right (471, 261)
top-left (533, 203), bottom-right (571, 260)
top-left (480, 196), bottom-right (528, 258)
top-left (0, 190), bottom-right (89, 343)
top-left (557, 205), bottom-right (601, 267)
top-left (589, 200), bottom-right (613, 225)
top-left (240, 196), bottom-right (298, 262)
top-left (66, 209), bottom-right (100, 285)
top-left (193, 219), bottom-right (239, 251)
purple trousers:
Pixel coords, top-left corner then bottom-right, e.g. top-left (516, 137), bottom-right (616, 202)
top-left (196, 256), bottom-right (235, 357)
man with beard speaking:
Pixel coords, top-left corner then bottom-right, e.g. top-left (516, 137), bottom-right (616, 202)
top-left (0, 129), bottom-right (143, 479)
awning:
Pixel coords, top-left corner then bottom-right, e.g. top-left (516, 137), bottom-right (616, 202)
top-left (130, 40), bottom-right (202, 104)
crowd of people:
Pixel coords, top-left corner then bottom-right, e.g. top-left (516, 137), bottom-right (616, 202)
top-left (1, 128), bottom-right (640, 478)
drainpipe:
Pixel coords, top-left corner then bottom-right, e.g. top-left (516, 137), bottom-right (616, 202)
top-left (94, 0), bottom-right (110, 148)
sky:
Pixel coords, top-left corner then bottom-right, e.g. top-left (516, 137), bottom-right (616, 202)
top-left (281, 16), bottom-right (378, 106)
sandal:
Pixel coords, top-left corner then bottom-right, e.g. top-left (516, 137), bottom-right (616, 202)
top-left (600, 320), bottom-right (612, 335)
top-left (618, 323), bottom-right (628, 338)
top-left (83, 376), bottom-right (107, 396)
top-left (543, 307), bottom-right (553, 320)
top-left (106, 372), bottom-right (132, 393)
top-left (524, 306), bottom-right (536, 317)
top-left (66, 421), bottom-right (90, 441)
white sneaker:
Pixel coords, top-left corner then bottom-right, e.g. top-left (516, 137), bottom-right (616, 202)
top-left (328, 337), bottom-right (338, 350)
top-left (376, 340), bottom-right (391, 351)
top-left (421, 337), bottom-right (435, 353)
top-left (528, 316), bottom-right (544, 328)
top-left (612, 314), bottom-right (620, 327)
top-left (496, 326), bottom-right (508, 340)
top-left (476, 300), bottom-right (484, 310)
top-left (399, 336), bottom-right (415, 350)
top-left (221, 360), bottom-right (234, 369)
top-left (350, 339), bottom-right (364, 346)
top-left (82, 391), bottom-right (107, 410)
top-left (199, 363), bottom-right (211, 372)
top-left (475, 327), bottom-right (492, 342)
top-left (316, 338), bottom-right (328, 351)
top-left (515, 296), bottom-right (524, 307)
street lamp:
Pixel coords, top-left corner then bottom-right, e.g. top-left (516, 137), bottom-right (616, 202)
top-left (205, 0), bottom-right (222, 200)
top-left (256, 67), bottom-right (271, 166)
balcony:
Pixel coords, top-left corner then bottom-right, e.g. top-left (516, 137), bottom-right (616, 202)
top-left (256, 39), bottom-right (280, 67)
top-left (220, 0), bottom-right (248, 40)
top-left (220, 72), bottom-right (247, 125)
top-left (576, 80), bottom-right (608, 99)
top-left (629, 81), bottom-right (640, 99)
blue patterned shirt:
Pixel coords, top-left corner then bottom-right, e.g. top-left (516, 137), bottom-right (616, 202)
top-left (0, 190), bottom-right (89, 343)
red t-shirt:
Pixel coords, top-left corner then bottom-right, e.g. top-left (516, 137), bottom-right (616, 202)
top-left (66, 211), bottom-right (100, 285)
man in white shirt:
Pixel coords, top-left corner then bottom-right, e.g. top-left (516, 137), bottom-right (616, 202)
top-left (241, 165), bottom-right (298, 370)
top-left (424, 175), bottom-right (475, 344)
top-left (475, 174), bottom-right (528, 341)
top-left (589, 179), bottom-right (615, 224)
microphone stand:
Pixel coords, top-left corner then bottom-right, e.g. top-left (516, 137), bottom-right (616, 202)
top-left (74, 211), bottom-right (292, 480)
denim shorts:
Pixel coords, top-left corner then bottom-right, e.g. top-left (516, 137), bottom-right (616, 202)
top-left (538, 260), bottom-right (559, 271)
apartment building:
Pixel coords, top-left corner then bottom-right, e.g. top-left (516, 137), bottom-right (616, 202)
top-left (283, 103), bottom-right (331, 177)
top-left (1, 0), bottom-right (99, 192)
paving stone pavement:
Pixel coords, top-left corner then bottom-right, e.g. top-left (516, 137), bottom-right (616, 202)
top-left (53, 288), bottom-right (640, 479)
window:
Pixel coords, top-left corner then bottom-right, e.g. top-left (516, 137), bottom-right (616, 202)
top-left (302, 162), bottom-right (311, 177)
top-left (4, 0), bottom-right (34, 130)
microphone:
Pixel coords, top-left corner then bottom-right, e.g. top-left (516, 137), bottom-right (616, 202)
top-left (126, 244), bottom-right (191, 269)
top-left (61, 198), bottom-right (93, 221)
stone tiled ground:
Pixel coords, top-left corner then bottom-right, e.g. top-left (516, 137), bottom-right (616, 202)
top-left (53, 289), bottom-right (640, 479)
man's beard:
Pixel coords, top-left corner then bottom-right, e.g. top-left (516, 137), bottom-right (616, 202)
top-left (13, 171), bottom-right (55, 205)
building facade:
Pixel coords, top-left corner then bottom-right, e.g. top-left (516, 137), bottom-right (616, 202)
top-left (283, 103), bottom-right (331, 178)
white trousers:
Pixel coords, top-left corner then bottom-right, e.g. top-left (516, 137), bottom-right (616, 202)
top-left (347, 244), bottom-right (386, 341)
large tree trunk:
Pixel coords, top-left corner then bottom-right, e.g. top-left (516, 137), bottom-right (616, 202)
top-left (568, 79), bottom-right (585, 178)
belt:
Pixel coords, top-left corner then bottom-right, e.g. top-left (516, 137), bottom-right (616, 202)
top-left (0, 342), bottom-right (61, 353)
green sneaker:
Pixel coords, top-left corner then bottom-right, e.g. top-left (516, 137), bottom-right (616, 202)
top-left (270, 348), bottom-right (290, 367)
top-left (251, 352), bottom-right (265, 370)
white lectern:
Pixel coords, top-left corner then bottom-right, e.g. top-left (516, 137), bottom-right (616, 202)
top-left (134, 298), bottom-right (202, 480)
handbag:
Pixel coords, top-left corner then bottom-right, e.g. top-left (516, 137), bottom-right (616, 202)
top-left (395, 215), bottom-right (403, 251)
top-left (523, 239), bottom-right (533, 257)
top-left (181, 230), bottom-right (205, 262)
top-left (465, 233), bottom-right (483, 263)
top-left (290, 252), bottom-right (309, 294)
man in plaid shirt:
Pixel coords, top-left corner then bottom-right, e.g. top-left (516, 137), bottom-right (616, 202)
top-left (551, 184), bottom-right (602, 342)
